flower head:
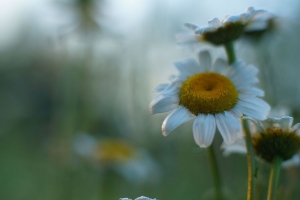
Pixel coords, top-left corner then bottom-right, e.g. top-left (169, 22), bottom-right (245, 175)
top-left (178, 7), bottom-right (269, 46)
top-left (73, 133), bottom-right (161, 182)
top-left (242, 9), bottom-right (278, 42)
top-left (120, 196), bottom-right (157, 200)
top-left (222, 116), bottom-right (300, 166)
top-left (150, 51), bottom-right (270, 147)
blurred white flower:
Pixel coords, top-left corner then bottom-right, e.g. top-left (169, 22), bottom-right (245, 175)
top-left (72, 133), bottom-right (161, 183)
top-left (222, 116), bottom-right (300, 167)
top-left (177, 7), bottom-right (270, 46)
top-left (150, 51), bottom-right (270, 147)
top-left (120, 196), bottom-right (157, 200)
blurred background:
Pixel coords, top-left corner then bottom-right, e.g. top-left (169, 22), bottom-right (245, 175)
top-left (1, 0), bottom-right (300, 199)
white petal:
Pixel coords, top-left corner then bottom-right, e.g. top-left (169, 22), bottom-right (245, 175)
top-left (237, 97), bottom-right (270, 120)
top-left (239, 86), bottom-right (264, 97)
top-left (198, 51), bottom-right (212, 71)
top-left (135, 197), bottom-right (156, 200)
top-left (282, 155), bottom-right (300, 168)
top-left (213, 58), bottom-right (227, 73)
top-left (150, 94), bottom-right (179, 114)
top-left (227, 62), bottom-right (259, 88)
top-left (246, 21), bottom-right (269, 31)
top-left (243, 116), bottom-right (265, 135)
top-left (153, 83), bottom-right (169, 93)
top-left (260, 117), bottom-right (280, 130)
top-left (279, 116), bottom-right (293, 132)
top-left (291, 123), bottom-right (300, 135)
top-left (160, 82), bottom-right (179, 95)
top-left (184, 22), bottom-right (200, 31)
top-left (174, 58), bottom-right (201, 80)
top-left (223, 15), bottom-right (242, 23)
top-left (176, 32), bottom-right (199, 44)
top-left (221, 139), bottom-right (247, 156)
top-left (162, 107), bottom-right (195, 136)
top-left (233, 103), bottom-right (268, 121)
top-left (208, 18), bottom-right (222, 28)
top-left (193, 114), bottom-right (216, 147)
top-left (216, 111), bottom-right (243, 144)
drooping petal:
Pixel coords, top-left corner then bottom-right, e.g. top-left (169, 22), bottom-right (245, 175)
top-left (193, 114), bottom-right (216, 147)
top-left (150, 94), bottom-right (179, 114)
top-left (162, 107), bottom-right (195, 136)
top-left (216, 111), bottom-right (243, 144)
top-left (198, 51), bottom-right (212, 71)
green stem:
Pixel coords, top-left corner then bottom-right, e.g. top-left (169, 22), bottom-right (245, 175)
top-left (207, 144), bottom-right (223, 200)
top-left (242, 118), bottom-right (256, 200)
top-left (267, 157), bottom-right (282, 200)
top-left (224, 42), bottom-right (236, 65)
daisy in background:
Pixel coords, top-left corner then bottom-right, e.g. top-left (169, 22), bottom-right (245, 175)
top-left (150, 51), bottom-right (270, 147)
top-left (177, 7), bottom-right (273, 46)
top-left (120, 196), bottom-right (157, 200)
top-left (72, 133), bottom-right (161, 183)
top-left (222, 116), bottom-right (300, 168)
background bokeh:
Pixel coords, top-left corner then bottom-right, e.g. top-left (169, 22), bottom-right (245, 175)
top-left (1, 0), bottom-right (300, 199)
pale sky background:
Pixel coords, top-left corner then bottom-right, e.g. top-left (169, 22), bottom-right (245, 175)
top-left (0, 0), bottom-right (299, 49)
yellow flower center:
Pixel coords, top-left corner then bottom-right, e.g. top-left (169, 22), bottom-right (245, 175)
top-left (179, 72), bottom-right (238, 115)
top-left (94, 139), bottom-right (136, 163)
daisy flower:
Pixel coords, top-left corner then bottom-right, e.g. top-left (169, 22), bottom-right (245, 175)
top-left (222, 116), bottom-right (300, 167)
top-left (120, 196), bottom-right (157, 200)
top-left (72, 133), bottom-right (161, 182)
top-left (178, 7), bottom-right (270, 46)
top-left (150, 51), bottom-right (270, 147)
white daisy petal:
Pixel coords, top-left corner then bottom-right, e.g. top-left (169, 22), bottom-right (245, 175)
top-left (174, 59), bottom-right (201, 79)
top-left (135, 196), bottom-right (157, 200)
top-left (216, 111), bottom-right (242, 144)
top-left (153, 83), bottom-right (169, 93)
top-left (213, 58), bottom-right (227, 73)
top-left (160, 82), bottom-right (179, 95)
top-left (233, 104), bottom-right (268, 121)
top-left (282, 155), bottom-right (300, 168)
top-left (162, 107), bottom-right (195, 136)
top-left (208, 18), bottom-right (222, 28)
top-left (260, 117), bottom-right (280, 130)
top-left (221, 139), bottom-right (247, 156)
top-left (279, 116), bottom-right (293, 132)
top-left (150, 94), bottom-right (179, 114)
top-left (237, 97), bottom-right (270, 119)
top-left (291, 123), bottom-right (300, 135)
top-left (198, 51), bottom-right (212, 71)
top-left (193, 114), bottom-right (216, 147)
top-left (239, 86), bottom-right (264, 97)
top-left (176, 32), bottom-right (198, 45)
top-left (184, 22), bottom-right (200, 32)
